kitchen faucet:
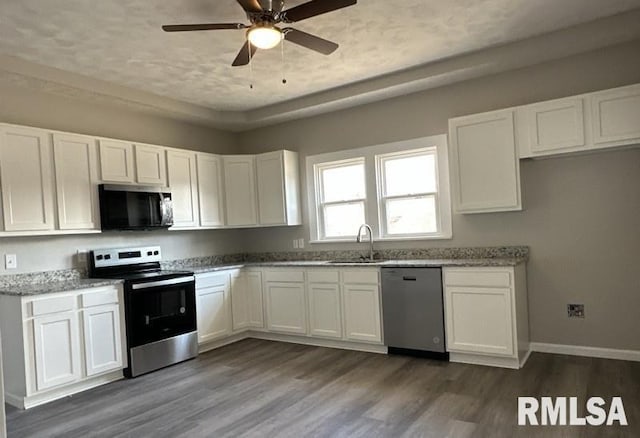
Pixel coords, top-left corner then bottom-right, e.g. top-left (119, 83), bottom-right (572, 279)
top-left (356, 224), bottom-right (374, 262)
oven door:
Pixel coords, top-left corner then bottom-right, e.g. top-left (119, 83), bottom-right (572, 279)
top-left (125, 276), bottom-right (196, 348)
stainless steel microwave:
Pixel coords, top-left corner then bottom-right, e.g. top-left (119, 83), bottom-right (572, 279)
top-left (98, 184), bottom-right (173, 231)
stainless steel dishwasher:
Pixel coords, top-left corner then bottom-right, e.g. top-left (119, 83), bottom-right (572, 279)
top-left (381, 267), bottom-right (447, 359)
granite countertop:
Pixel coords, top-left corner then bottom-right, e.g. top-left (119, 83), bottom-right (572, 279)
top-left (0, 278), bottom-right (123, 297)
top-left (179, 257), bottom-right (526, 274)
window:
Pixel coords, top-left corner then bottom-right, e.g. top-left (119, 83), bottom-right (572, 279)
top-left (316, 159), bottom-right (366, 239)
top-left (307, 135), bottom-right (452, 242)
top-left (377, 149), bottom-right (440, 237)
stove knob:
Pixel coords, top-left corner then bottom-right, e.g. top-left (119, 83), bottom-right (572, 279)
top-left (147, 251), bottom-right (153, 256)
top-left (153, 251), bottom-right (159, 255)
top-left (104, 254), bottom-right (111, 260)
top-left (96, 255), bottom-right (103, 260)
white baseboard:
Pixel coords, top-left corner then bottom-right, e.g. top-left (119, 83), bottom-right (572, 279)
top-left (530, 342), bottom-right (640, 362)
top-left (7, 371), bottom-right (123, 410)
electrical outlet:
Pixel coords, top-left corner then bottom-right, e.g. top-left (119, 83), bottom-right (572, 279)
top-left (297, 238), bottom-right (305, 249)
top-left (5, 254), bottom-right (17, 270)
top-left (292, 239), bottom-right (299, 249)
top-left (568, 304), bottom-right (585, 318)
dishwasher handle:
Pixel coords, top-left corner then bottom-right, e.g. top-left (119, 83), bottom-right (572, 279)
top-left (402, 276), bottom-right (417, 281)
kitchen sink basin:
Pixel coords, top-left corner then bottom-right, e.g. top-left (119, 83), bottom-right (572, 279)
top-left (327, 259), bottom-right (384, 264)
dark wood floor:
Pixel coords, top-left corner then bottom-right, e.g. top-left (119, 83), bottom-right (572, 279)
top-left (6, 339), bottom-right (640, 437)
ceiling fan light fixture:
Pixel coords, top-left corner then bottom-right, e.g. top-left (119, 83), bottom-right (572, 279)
top-left (247, 25), bottom-right (283, 50)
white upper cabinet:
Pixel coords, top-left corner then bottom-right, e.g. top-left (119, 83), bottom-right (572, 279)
top-left (196, 153), bottom-right (225, 228)
top-left (518, 97), bottom-right (586, 156)
top-left (449, 109), bottom-right (521, 214)
top-left (223, 155), bottom-right (258, 227)
top-left (167, 149), bottom-right (199, 228)
top-left (590, 83), bottom-right (640, 146)
top-left (99, 139), bottom-right (135, 183)
top-left (52, 133), bottom-right (100, 230)
top-left (256, 150), bottom-right (301, 226)
top-left (0, 125), bottom-right (55, 231)
top-left (134, 144), bottom-right (167, 185)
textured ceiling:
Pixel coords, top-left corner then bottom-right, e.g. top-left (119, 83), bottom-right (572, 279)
top-left (2, 0), bottom-right (640, 111)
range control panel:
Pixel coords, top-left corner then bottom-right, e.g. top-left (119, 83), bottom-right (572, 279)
top-left (91, 246), bottom-right (161, 268)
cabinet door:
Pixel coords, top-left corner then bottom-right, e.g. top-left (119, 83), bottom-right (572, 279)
top-left (525, 98), bottom-right (586, 154)
top-left (246, 271), bottom-right (264, 328)
top-left (0, 126), bottom-right (55, 231)
top-left (82, 304), bottom-right (123, 376)
top-left (53, 133), bottom-right (100, 230)
top-left (223, 156), bottom-right (258, 226)
top-left (449, 110), bottom-right (521, 213)
top-left (444, 286), bottom-right (514, 356)
top-left (230, 272), bottom-right (249, 331)
top-left (99, 140), bottom-right (134, 183)
top-left (135, 144), bottom-right (166, 185)
top-left (196, 153), bottom-right (225, 227)
top-left (197, 284), bottom-right (231, 343)
top-left (32, 312), bottom-right (82, 391)
top-left (167, 150), bottom-right (199, 228)
top-left (591, 84), bottom-right (640, 145)
top-left (308, 283), bottom-right (342, 339)
top-left (256, 151), bottom-right (287, 225)
top-left (342, 284), bottom-right (381, 343)
top-left (265, 282), bottom-right (306, 334)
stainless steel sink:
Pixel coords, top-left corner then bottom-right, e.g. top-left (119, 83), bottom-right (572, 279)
top-left (327, 259), bottom-right (384, 264)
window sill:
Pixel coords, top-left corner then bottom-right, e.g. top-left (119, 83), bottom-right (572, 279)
top-left (310, 233), bottom-right (453, 244)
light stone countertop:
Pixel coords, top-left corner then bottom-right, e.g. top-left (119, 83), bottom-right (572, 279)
top-left (182, 257), bottom-right (527, 274)
top-left (0, 253), bottom-right (526, 296)
top-left (0, 278), bottom-right (123, 297)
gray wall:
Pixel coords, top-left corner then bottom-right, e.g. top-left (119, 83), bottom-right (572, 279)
top-left (237, 40), bottom-right (640, 350)
top-left (0, 81), bottom-right (245, 274)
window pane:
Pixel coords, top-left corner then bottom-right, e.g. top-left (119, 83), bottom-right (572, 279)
top-left (321, 163), bottom-right (365, 202)
top-left (385, 196), bottom-right (437, 235)
top-left (383, 154), bottom-right (436, 196)
top-left (323, 202), bottom-right (365, 238)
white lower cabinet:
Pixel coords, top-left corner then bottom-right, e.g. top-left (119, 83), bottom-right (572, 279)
top-left (0, 285), bottom-right (125, 409)
top-left (342, 284), bottom-right (382, 343)
top-left (265, 281), bottom-right (307, 334)
top-left (33, 312), bottom-right (82, 391)
top-left (196, 272), bottom-right (231, 343)
top-left (230, 270), bottom-right (264, 331)
top-left (443, 266), bottom-right (529, 369)
top-left (82, 304), bottom-right (123, 377)
top-left (308, 282), bottom-right (342, 339)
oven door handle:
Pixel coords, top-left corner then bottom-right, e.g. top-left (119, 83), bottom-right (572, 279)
top-left (131, 276), bottom-right (195, 290)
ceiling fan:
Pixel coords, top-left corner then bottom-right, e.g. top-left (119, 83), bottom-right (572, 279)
top-left (162, 0), bottom-right (357, 67)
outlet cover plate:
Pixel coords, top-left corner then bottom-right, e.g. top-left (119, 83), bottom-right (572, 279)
top-left (5, 254), bottom-right (17, 269)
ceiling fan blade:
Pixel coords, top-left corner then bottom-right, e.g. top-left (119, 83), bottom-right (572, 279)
top-left (236, 0), bottom-right (263, 13)
top-left (284, 28), bottom-right (338, 55)
top-left (162, 23), bottom-right (246, 32)
top-left (282, 0), bottom-right (356, 22)
top-left (232, 41), bottom-right (258, 66)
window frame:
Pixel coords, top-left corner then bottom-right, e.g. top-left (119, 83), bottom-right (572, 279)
top-left (315, 158), bottom-right (368, 240)
top-left (306, 134), bottom-right (452, 243)
top-left (376, 147), bottom-right (442, 239)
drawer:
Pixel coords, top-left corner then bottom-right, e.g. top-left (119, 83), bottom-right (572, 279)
top-left (196, 272), bottom-right (229, 289)
top-left (342, 270), bottom-right (379, 284)
top-left (444, 269), bottom-right (511, 288)
top-left (31, 295), bottom-right (76, 316)
top-left (307, 270), bottom-right (339, 283)
top-left (265, 270), bottom-right (304, 283)
top-left (81, 288), bottom-right (119, 308)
